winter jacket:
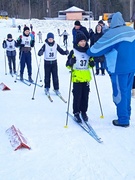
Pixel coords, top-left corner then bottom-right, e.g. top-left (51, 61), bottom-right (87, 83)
top-left (87, 12), bottom-right (135, 75)
top-left (90, 25), bottom-right (105, 63)
top-left (38, 39), bottom-right (68, 59)
top-left (37, 32), bottom-right (42, 39)
top-left (60, 31), bottom-right (69, 37)
top-left (72, 25), bottom-right (89, 44)
top-left (16, 32), bottom-right (35, 52)
top-left (2, 39), bottom-right (17, 56)
top-left (66, 43), bottom-right (92, 83)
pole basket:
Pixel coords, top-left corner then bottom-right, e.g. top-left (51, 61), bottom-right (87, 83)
top-left (100, 115), bottom-right (104, 119)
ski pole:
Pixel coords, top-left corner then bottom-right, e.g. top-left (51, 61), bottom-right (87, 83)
top-left (58, 29), bottom-right (61, 45)
top-left (92, 68), bottom-right (104, 118)
top-left (4, 49), bottom-right (7, 75)
top-left (33, 46), bottom-right (42, 82)
top-left (65, 40), bottom-right (67, 51)
top-left (57, 29), bottom-right (60, 36)
top-left (64, 68), bottom-right (72, 128)
top-left (32, 57), bottom-right (42, 100)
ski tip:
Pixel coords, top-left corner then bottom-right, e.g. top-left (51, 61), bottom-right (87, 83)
top-left (64, 125), bottom-right (68, 128)
top-left (100, 115), bottom-right (104, 119)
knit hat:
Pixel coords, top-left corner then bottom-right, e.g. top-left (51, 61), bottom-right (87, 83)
top-left (75, 32), bottom-right (87, 44)
top-left (98, 20), bottom-right (104, 25)
top-left (74, 20), bottom-right (81, 26)
top-left (47, 32), bottom-right (54, 39)
top-left (7, 34), bottom-right (12, 39)
top-left (23, 26), bottom-right (30, 32)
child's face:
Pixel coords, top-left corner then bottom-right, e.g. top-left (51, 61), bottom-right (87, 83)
top-left (78, 40), bottom-right (86, 47)
top-left (97, 25), bottom-right (102, 33)
top-left (48, 38), bottom-right (54, 43)
top-left (24, 30), bottom-right (30, 35)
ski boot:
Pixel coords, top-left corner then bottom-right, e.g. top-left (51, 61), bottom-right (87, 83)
top-left (54, 89), bottom-right (61, 95)
top-left (74, 113), bottom-right (82, 123)
top-left (81, 112), bottom-right (88, 122)
top-left (28, 76), bottom-right (34, 83)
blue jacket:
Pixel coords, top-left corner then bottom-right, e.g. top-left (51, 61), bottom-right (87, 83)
top-left (87, 12), bottom-right (135, 75)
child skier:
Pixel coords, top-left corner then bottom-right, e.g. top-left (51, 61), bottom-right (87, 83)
top-left (60, 30), bottom-right (69, 47)
top-left (30, 24), bottom-right (33, 32)
top-left (37, 31), bottom-right (43, 43)
top-left (18, 25), bottom-right (21, 32)
top-left (2, 34), bottom-right (17, 75)
top-left (38, 32), bottom-right (69, 95)
top-left (66, 32), bottom-right (94, 122)
top-left (16, 26), bottom-right (35, 82)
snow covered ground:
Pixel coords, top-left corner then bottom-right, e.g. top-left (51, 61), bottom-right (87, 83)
top-left (0, 18), bottom-right (135, 180)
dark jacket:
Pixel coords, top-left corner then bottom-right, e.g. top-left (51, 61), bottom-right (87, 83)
top-left (2, 39), bottom-right (17, 56)
top-left (90, 25), bottom-right (105, 63)
top-left (38, 39), bottom-right (68, 57)
top-left (72, 25), bottom-right (89, 44)
top-left (16, 32), bottom-right (35, 51)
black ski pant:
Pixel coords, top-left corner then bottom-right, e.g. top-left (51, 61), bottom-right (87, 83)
top-left (20, 51), bottom-right (32, 77)
top-left (44, 60), bottom-right (59, 90)
top-left (72, 82), bottom-right (90, 114)
top-left (7, 56), bottom-right (16, 73)
top-left (63, 37), bottom-right (67, 46)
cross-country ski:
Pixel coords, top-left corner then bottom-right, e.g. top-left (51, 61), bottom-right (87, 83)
top-left (24, 79), bottom-right (43, 87)
top-left (67, 112), bottom-right (103, 143)
top-left (15, 78), bottom-right (31, 86)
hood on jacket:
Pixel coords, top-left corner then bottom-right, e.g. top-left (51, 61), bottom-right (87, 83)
top-left (95, 24), bottom-right (103, 35)
top-left (110, 12), bottom-right (125, 29)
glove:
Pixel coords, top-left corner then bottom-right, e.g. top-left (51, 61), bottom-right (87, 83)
top-left (66, 56), bottom-right (76, 67)
top-left (65, 50), bottom-right (69, 55)
top-left (89, 57), bottom-right (95, 67)
top-left (18, 35), bottom-right (22, 41)
top-left (38, 49), bottom-right (43, 56)
top-left (31, 40), bottom-right (35, 47)
top-left (17, 35), bottom-right (22, 44)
